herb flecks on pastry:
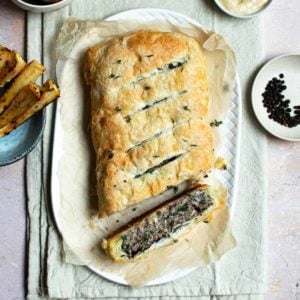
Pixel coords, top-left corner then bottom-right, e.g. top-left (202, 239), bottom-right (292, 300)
top-left (85, 31), bottom-right (213, 216)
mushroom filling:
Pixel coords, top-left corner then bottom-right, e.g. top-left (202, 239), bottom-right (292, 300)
top-left (134, 153), bottom-right (184, 179)
top-left (121, 189), bottom-right (214, 258)
top-left (129, 57), bottom-right (188, 87)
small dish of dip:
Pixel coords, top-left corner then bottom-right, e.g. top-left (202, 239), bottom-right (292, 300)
top-left (214, 0), bottom-right (272, 19)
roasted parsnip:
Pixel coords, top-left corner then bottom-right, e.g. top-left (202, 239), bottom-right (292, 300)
top-left (0, 80), bottom-right (60, 137)
top-left (0, 60), bottom-right (45, 114)
top-left (0, 45), bottom-right (26, 88)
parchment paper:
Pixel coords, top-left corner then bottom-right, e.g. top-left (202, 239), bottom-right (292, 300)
top-left (56, 18), bottom-right (237, 287)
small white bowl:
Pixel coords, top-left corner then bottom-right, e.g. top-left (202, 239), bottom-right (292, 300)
top-left (214, 0), bottom-right (272, 19)
top-left (252, 54), bottom-right (300, 142)
top-left (11, 0), bottom-right (73, 13)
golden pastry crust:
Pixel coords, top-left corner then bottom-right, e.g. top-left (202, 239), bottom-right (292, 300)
top-left (85, 30), bottom-right (213, 216)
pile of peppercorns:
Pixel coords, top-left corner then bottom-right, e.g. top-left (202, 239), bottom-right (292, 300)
top-left (262, 74), bottom-right (300, 128)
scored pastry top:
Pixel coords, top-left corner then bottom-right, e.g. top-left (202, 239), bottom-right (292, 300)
top-left (85, 30), bottom-right (214, 216)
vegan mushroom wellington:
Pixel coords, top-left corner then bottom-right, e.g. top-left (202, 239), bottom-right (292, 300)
top-left (85, 30), bottom-right (224, 260)
top-left (85, 31), bottom-right (215, 213)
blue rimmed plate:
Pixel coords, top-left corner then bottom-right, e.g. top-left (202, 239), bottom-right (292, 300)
top-left (0, 110), bottom-right (45, 166)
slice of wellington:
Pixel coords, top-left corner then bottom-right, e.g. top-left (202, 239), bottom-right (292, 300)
top-left (85, 30), bottom-right (214, 216)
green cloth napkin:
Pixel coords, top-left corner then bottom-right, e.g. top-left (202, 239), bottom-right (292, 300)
top-left (26, 0), bottom-right (267, 299)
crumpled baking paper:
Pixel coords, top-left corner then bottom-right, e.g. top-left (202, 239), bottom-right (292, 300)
top-left (56, 18), bottom-right (237, 287)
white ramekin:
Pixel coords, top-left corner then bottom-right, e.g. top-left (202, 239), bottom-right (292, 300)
top-left (11, 0), bottom-right (73, 13)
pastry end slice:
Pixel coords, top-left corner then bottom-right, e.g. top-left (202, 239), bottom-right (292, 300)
top-left (101, 184), bottom-right (221, 262)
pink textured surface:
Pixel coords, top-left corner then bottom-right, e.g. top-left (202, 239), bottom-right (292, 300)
top-left (0, 0), bottom-right (24, 54)
top-left (0, 2), bottom-right (26, 300)
top-left (0, 0), bottom-right (299, 299)
top-left (263, 1), bottom-right (300, 299)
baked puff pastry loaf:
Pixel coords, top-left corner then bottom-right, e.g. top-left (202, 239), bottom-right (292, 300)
top-left (85, 30), bottom-right (214, 217)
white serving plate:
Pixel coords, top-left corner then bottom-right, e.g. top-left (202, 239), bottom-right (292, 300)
top-left (51, 8), bottom-right (242, 286)
top-left (252, 54), bottom-right (300, 141)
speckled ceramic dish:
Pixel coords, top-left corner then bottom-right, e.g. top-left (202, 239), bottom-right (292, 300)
top-left (11, 0), bottom-right (73, 13)
top-left (252, 54), bottom-right (300, 141)
top-left (214, 0), bottom-right (272, 19)
top-left (0, 110), bottom-right (45, 166)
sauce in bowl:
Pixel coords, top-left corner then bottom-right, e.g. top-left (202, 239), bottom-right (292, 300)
top-left (221, 0), bottom-right (269, 15)
top-left (23, 0), bottom-right (62, 4)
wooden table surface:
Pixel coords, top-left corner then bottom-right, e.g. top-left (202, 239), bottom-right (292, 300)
top-left (0, 0), bottom-right (299, 299)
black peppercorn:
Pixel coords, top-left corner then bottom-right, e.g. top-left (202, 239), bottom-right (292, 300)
top-left (261, 74), bottom-right (300, 128)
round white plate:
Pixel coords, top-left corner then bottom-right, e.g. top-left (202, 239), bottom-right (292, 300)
top-left (252, 54), bottom-right (300, 141)
top-left (51, 8), bottom-right (242, 286)
top-left (214, 0), bottom-right (272, 19)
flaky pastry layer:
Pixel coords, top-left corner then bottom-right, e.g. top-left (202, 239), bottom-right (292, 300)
top-left (85, 30), bottom-right (213, 216)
